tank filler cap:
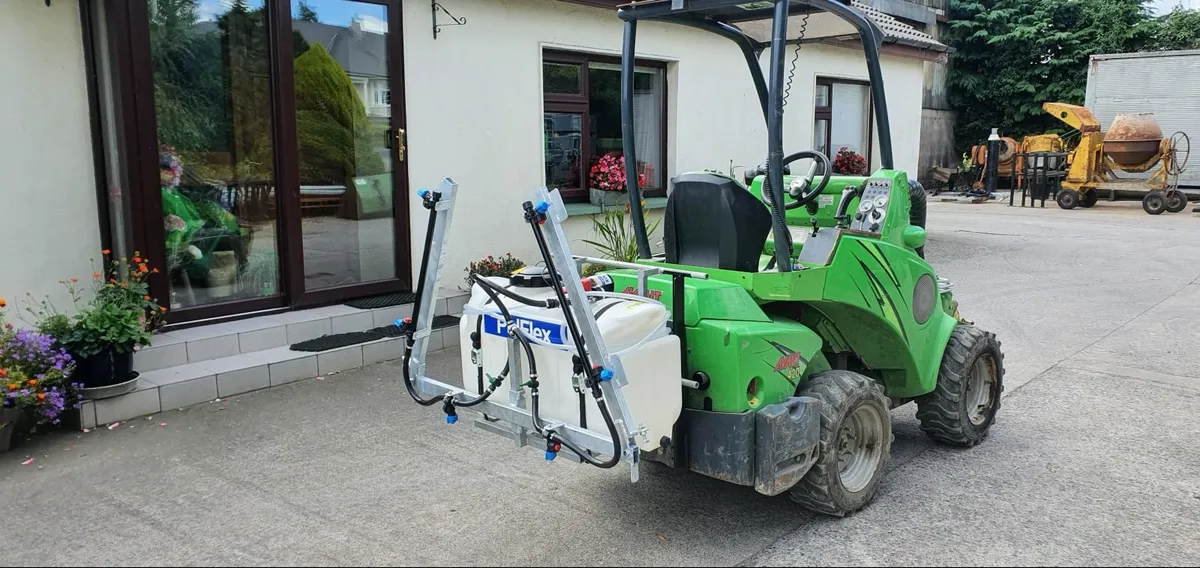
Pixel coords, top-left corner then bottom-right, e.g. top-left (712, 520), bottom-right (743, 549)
top-left (535, 201), bottom-right (551, 214)
top-left (446, 415), bottom-right (458, 425)
top-left (418, 189), bottom-right (430, 198)
top-left (599, 369), bottom-right (614, 382)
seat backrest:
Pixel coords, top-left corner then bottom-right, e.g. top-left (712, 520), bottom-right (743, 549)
top-left (662, 172), bottom-right (774, 272)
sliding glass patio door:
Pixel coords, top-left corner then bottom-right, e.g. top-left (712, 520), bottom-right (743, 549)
top-left (114, 0), bottom-right (409, 323)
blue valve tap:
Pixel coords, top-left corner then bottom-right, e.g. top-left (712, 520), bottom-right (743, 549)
top-left (599, 369), bottom-right (614, 382)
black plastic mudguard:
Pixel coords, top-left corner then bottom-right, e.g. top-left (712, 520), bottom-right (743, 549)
top-left (663, 397), bottom-right (821, 495)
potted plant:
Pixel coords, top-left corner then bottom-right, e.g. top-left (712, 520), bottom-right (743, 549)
top-left (588, 152), bottom-right (647, 208)
top-left (832, 147), bottom-right (869, 176)
top-left (464, 253), bottom-right (526, 288)
top-left (0, 300), bottom-right (82, 453)
top-left (25, 251), bottom-right (168, 398)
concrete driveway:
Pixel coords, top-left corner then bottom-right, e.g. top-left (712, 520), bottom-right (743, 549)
top-left (4, 200), bottom-right (1200, 566)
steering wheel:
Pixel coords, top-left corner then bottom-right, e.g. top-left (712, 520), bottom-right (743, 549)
top-left (780, 150), bottom-right (833, 209)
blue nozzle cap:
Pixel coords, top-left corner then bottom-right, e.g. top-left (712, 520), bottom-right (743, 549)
top-left (545, 450), bottom-right (557, 461)
top-left (535, 201), bottom-right (551, 214)
top-left (599, 369), bottom-right (614, 382)
top-left (446, 415), bottom-right (458, 424)
top-left (418, 189), bottom-right (430, 198)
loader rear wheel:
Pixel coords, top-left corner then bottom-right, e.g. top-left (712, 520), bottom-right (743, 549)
top-left (917, 324), bottom-right (1004, 447)
top-left (1080, 189), bottom-right (1098, 208)
top-left (789, 371), bottom-right (891, 517)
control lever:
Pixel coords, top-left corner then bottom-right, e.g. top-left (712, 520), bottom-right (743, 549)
top-left (833, 186), bottom-right (859, 228)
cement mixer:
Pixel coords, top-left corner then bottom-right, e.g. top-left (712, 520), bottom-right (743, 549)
top-left (1041, 103), bottom-right (1192, 214)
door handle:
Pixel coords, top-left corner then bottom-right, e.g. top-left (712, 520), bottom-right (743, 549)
top-left (396, 128), bottom-right (406, 161)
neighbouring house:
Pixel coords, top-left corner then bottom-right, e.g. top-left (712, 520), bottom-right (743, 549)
top-left (1, 0), bottom-right (948, 328)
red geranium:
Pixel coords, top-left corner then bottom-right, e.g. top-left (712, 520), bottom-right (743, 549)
top-left (589, 153), bottom-right (646, 192)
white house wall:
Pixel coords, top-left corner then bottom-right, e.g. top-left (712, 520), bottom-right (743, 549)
top-left (0, 0), bottom-right (102, 318)
top-left (401, 0), bottom-right (924, 289)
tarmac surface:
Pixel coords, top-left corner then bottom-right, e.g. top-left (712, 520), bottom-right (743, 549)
top-left (4, 199), bottom-right (1200, 566)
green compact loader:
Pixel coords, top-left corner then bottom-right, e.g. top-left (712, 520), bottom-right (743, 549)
top-left (400, 0), bottom-right (1004, 517)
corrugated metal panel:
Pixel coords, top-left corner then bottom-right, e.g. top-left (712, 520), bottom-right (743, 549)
top-left (1084, 52), bottom-right (1200, 187)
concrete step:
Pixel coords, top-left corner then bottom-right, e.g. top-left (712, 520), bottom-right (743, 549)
top-left (77, 290), bottom-right (469, 430)
top-left (134, 289), bottom-right (469, 372)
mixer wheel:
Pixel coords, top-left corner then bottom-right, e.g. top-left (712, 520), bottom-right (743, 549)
top-left (1056, 190), bottom-right (1080, 210)
top-left (1166, 190), bottom-right (1188, 213)
top-left (1143, 191), bottom-right (1167, 215)
top-left (1080, 190), bottom-right (1098, 208)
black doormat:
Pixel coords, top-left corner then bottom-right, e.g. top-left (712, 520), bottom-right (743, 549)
top-left (344, 292), bottom-right (418, 310)
top-left (289, 315), bottom-right (461, 352)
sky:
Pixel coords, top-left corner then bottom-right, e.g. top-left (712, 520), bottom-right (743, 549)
top-left (195, 0), bottom-right (387, 27)
top-left (1151, 0), bottom-right (1197, 13)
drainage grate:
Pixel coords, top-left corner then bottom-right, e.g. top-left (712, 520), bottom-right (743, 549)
top-left (344, 292), bottom-right (418, 310)
top-left (289, 315), bottom-right (461, 353)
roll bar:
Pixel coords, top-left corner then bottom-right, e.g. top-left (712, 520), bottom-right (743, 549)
top-left (617, 0), bottom-right (894, 264)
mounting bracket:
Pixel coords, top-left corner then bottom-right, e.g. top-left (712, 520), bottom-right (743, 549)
top-left (432, 1), bottom-right (466, 39)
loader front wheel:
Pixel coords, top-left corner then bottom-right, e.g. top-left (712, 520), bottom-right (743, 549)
top-left (789, 371), bottom-right (891, 517)
top-left (917, 324), bottom-right (1004, 447)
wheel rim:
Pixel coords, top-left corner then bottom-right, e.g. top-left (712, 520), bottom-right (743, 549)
top-left (965, 355), bottom-right (998, 426)
top-left (1147, 195), bottom-right (1164, 210)
top-left (1167, 192), bottom-right (1184, 210)
top-left (837, 404), bottom-right (886, 493)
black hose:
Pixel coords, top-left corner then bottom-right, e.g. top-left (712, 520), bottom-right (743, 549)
top-left (402, 194), bottom-right (447, 407)
top-left (472, 274), bottom-right (559, 309)
top-left (522, 202), bottom-right (623, 468)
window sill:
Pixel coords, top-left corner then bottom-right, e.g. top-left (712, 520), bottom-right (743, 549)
top-left (564, 197), bottom-right (668, 217)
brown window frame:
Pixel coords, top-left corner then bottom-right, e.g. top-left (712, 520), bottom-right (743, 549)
top-left (543, 49), bottom-right (668, 201)
top-left (814, 77), bottom-right (874, 171)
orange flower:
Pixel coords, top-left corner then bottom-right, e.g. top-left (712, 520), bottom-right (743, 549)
top-left (0, 368), bottom-right (6, 378)
top-left (93, 272), bottom-right (102, 280)
top-left (138, 263), bottom-right (148, 273)
top-left (27, 379), bottom-right (37, 387)
top-left (7, 383), bottom-right (16, 392)
top-left (122, 282), bottom-right (128, 287)
top-left (144, 295), bottom-right (152, 301)
top-left (133, 256), bottom-right (142, 263)
top-left (102, 249), bottom-right (111, 255)
top-left (152, 268), bottom-right (160, 274)
top-left (0, 297), bottom-right (6, 308)
top-left (70, 277), bottom-right (79, 283)
top-left (159, 306), bottom-right (168, 313)
top-left (36, 393), bottom-right (46, 402)
top-left (110, 278), bottom-right (117, 283)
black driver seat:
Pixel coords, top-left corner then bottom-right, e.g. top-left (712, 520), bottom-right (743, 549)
top-left (662, 172), bottom-right (774, 272)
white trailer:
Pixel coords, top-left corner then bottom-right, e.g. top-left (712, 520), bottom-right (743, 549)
top-left (1085, 49), bottom-right (1200, 188)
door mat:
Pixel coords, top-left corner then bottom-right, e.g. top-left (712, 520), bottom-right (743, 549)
top-left (289, 315), bottom-right (461, 352)
top-left (344, 292), bottom-right (418, 310)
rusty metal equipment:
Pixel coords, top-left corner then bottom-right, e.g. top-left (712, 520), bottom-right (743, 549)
top-left (1040, 102), bottom-right (1192, 214)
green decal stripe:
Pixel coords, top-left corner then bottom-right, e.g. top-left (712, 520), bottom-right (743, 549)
top-left (856, 255), bottom-right (909, 342)
top-left (861, 241), bottom-right (901, 291)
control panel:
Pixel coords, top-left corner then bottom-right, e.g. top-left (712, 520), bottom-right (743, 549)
top-left (850, 178), bottom-right (893, 234)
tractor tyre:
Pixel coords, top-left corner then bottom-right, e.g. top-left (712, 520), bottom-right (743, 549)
top-left (789, 371), bottom-right (892, 517)
top-left (1080, 190), bottom-right (1098, 208)
top-left (1056, 190), bottom-right (1079, 210)
top-left (908, 179), bottom-right (927, 258)
top-left (1143, 191), bottom-right (1168, 215)
top-left (917, 324), bottom-right (1004, 447)
top-left (1166, 190), bottom-right (1188, 213)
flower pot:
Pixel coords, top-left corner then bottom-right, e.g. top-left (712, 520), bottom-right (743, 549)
top-left (0, 406), bottom-right (33, 454)
top-left (589, 188), bottom-right (628, 208)
top-left (73, 347), bottom-right (136, 390)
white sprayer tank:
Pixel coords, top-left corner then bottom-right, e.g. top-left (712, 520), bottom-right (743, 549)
top-left (458, 275), bottom-right (682, 452)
